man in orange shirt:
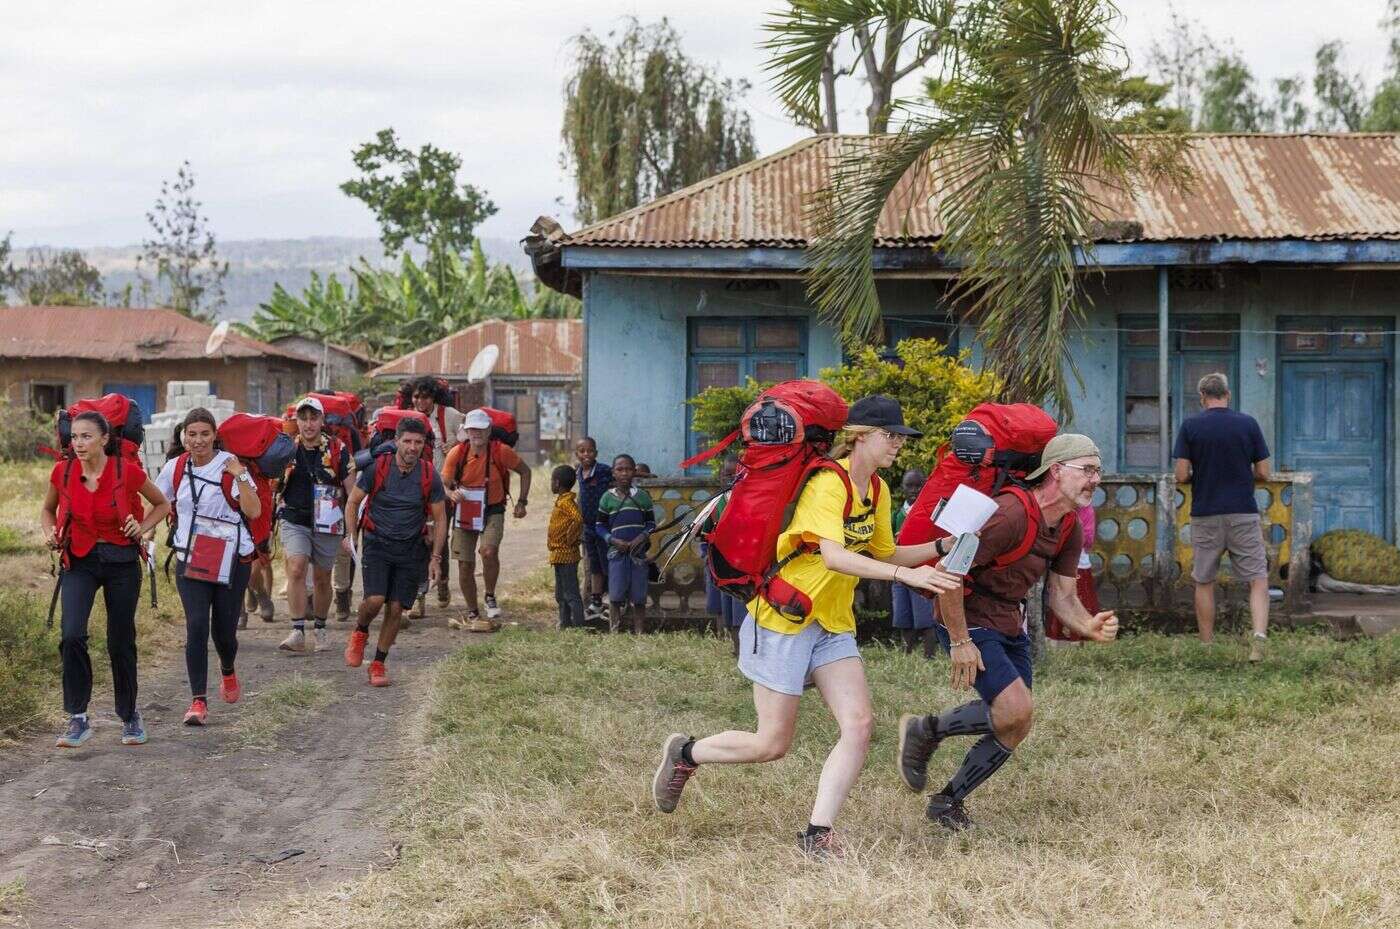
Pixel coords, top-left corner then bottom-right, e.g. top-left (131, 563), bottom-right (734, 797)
top-left (441, 409), bottom-right (531, 628)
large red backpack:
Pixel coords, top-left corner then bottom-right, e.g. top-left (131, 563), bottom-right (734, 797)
top-left (362, 408), bottom-right (433, 459)
top-left (284, 393), bottom-right (364, 453)
top-left (476, 407), bottom-right (519, 447)
top-left (681, 380), bottom-right (868, 620)
top-left (208, 413), bottom-right (295, 550)
top-left (49, 394), bottom-right (148, 555)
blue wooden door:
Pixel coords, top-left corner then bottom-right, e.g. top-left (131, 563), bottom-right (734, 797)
top-left (1279, 361), bottom-right (1388, 537)
top-left (101, 383), bottom-right (157, 423)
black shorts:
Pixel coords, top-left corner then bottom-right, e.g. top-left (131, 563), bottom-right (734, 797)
top-left (361, 534), bottom-right (426, 610)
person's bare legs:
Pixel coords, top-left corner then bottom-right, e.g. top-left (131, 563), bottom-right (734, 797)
top-left (356, 595), bottom-right (385, 631)
top-left (311, 566), bottom-right (332, 619)
top-left (631, 604), bottom-right (646, 634)
top-left (378, 602), bottom-right (404, 653)
top-left (690, 684), bottom-right (799, 764)
top-left (807, 657), bottom-right (874, 828)
top-left (480, 544), bottom-right (500, 600)
top-left (1248, 577), bottom-right (1269, 637)
top-left (1194, 582), bottom-right (1216, 643)
top-left (989, 679), bottom-right (1034, 748)
top-left (458, 556), bottom-right (479, 614)
top-left (285, 554), bottom-right (310, 619)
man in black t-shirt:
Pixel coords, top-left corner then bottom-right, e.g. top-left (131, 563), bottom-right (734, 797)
top-left (1173, 372), bottom-right (1272, 660)
top-left (277, 397), bottom-right (353, 654)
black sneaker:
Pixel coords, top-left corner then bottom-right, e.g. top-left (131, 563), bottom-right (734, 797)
top-left (651, 733), bottom-right (697, 813)
top-left (797, 828), bottom-right (843, 859)
top-left (896, 713), bottom-right (940, 792)
top-left (925, 793), bottom-right (974, 831)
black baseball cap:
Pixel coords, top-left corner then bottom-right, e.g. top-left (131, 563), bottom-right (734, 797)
top-left (847, 395), bottom-right (922, 437)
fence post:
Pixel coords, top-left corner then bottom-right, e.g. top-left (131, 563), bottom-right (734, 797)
top-left (1287, 473), bottom-right (1313, 615)
top-left (1154, 473), bottom-right (1177, 609)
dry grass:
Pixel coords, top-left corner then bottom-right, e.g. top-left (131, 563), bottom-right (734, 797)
top-left (232, 673), bottom-right (337, 751)
top-left (234, 628), bottom-right (1399, 929)
top-left (0, 878), bottom-right (25, 926)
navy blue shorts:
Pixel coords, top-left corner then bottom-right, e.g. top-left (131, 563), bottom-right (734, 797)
top-left (582, 530), bottom-right (609, 576)
top-left (607, 549), bottom-right (649, 606)
top-left (891, 583), bottom-right (935, 630)
top-left (361, 534), bottom-right (426, 610)
top-left (933, 623), bottom-right (1032, 703)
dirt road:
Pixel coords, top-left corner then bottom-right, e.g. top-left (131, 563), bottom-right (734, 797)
top-left (0, 501), bottom-right (550, 929)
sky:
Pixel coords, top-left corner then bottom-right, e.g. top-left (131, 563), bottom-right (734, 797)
top-left (2, 1), bottom-right (1394, 249)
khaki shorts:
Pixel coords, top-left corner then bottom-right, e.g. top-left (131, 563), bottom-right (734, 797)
top-left (1191, 513), bottom-right (1268, 584)
top-left (452, 511), bottom-right (506, 565)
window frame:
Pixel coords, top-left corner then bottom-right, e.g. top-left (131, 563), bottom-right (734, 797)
top-left (686, 317), bottom-right (808, 465)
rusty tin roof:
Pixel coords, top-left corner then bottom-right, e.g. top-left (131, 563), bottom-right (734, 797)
top-left (0, 306), bottom-right (315, 363)
top-left (369, 318), bottom-right (582, 379)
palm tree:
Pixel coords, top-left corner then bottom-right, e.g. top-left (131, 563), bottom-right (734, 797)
top-left (767, 0), bottom-right (1188, 417)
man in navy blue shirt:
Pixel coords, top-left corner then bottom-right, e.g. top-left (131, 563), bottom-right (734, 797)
top-left (1172, 372), bottom-right (1272, 660)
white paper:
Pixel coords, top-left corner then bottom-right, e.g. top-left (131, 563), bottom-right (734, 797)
top-left (313, 484), bottom-right (345, 535)
top-left (933, 484), bottom-right (998, 537)
top-left (452, 487), bottom-right (486, 532)
top-left (348, 537), bottom-right (362, 572)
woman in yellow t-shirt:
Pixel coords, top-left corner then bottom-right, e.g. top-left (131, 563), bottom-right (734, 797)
top-left (650, 395), bottom-right (962, 855)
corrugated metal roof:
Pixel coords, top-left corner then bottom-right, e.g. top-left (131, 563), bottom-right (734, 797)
top-left (0, 306), bottom-right (315, 363)
top-left (369, 319), bottom-right (582, 379)
top-left (560, 133), bottom-right (1400, 248)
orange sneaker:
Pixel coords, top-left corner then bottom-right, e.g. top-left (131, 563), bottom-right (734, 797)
top-left (345, 630), bottom-right (368, 667)
top-left (220, 672), bottom-right (241, 704)
top-left (183, 697), bottom-right (209, 726)
top-left (368, 660), bottom-right (390, 687)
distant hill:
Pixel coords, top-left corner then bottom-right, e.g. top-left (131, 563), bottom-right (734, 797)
top-left (19, 236), bottom-right (532, 322)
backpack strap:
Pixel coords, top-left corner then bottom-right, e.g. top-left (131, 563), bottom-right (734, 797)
top-left (361, 452), bottom-right (392, 533)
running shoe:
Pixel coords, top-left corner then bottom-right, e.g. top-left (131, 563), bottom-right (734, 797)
top-left (345, 629), bottom-right (368, 667)
top-left (238, 609), bottom-right (248, 630)
top-left (313, 626), bottom-right (327, 652)
top-left (334, 589), bottom-right (352, 622)
top-left (484, 594), bottom-right (501, 619)
top-left (651, 733), bottom-right (697, 813)
top-left (1249, 634), bottom-right (1267, 663)
top-left (56, 715), bottom-right (91, 748)
top-left (258, 592), bottom-right (276, 622)
top-left (278, 628), bottom-right (309, 652)
top-left (585, 600), bottom-right (604, 622)
top-left (220, 672), bottom-right (241, 704)
top-left (411, 596), bottom-right (426, 619)
top-left (183, 698), bottom-right (209, 727)
top-left (896, 713), bottom-right (940, 792)
top-left (925, 793), bottom-right (974, 831)
top-left (368, 660), bottom-right (391, 687)
top-left (121, 712), bottom-right (148, 745)
top-left (797, 828), bottom-right (844, 859)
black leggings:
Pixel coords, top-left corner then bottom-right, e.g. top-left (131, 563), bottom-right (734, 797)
top-left (176, 560), bottom-right (252, 698)
top-left (59, 551), bottom-right (142, 721)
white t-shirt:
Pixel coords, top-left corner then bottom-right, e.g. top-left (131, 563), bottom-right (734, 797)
top-left (156, 450), bottom-right (253, 558)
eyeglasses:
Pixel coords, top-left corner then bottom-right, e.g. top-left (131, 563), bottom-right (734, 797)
top-left (1060, 462), bottom-right (1103, 478)
top-left (879, 430), bottom-right (909, 445)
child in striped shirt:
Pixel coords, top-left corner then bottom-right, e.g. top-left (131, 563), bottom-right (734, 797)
top-left (596, 454), bottom-right (656, 634)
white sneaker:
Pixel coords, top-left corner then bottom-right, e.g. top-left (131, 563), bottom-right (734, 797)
top-left (279, 628), bottom-right (309, 653)
top-left (314, 627), bottom-right (327, 652)
top-left (484, 594), bottom-right (502, 620)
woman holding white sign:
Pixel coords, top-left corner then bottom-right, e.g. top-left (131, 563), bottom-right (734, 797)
top-left (155, 408), bottom-right (262, 727)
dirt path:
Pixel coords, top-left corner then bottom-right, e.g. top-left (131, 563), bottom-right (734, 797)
top-left (0, 502), bottom-right (550, 929)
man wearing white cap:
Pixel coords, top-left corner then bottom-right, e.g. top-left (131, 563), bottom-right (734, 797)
top-left (440, 408), bottom-right (531, 629)
top-left (278, 396), bottom-right (354, 653)
top-left (895, 433), bottom-right (1119, 831)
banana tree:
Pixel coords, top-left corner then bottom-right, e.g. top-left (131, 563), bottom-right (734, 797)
top-left (769, 0), bottom-right (1188, 417)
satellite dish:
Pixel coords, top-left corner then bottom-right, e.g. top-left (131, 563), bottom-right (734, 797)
top-left (467, 344), bottom-right (499, 383)
top-left (204, 320), bottom-right (230, 356)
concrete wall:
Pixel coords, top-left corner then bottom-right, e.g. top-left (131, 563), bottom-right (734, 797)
top-left (269, 336), bottom-right (370, 390)
top-left (2, 357), bottom-right (255, 414)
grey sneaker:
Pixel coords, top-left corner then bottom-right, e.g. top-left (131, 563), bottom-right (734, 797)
top-left (121, 711), bottom-right (148, 745)
top-left (926, 793), bottom-right (974, 831)
top-left (484, 594), bottom-right (501, 619)
top-left (56, 715), bottom-right (91, 748)
top-left (797, 828), bottom-right (844, 859)
top-left (258, 592), bottom-right (276, 622)
top-left (896, 713), bottom-right (940, 792)
top-left (651, 733), bottom-right (697, 813)
top-left (279, 628), bottom-right (309, 653)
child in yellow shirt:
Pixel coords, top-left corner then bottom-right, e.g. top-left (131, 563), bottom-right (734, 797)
top-left (547, 465), bottom-right (585, 629)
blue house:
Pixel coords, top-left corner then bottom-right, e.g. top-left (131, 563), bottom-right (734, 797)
top-left (529, 133), bottom-right (1400, 541)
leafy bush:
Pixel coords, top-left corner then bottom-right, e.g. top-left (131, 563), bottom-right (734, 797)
top-left (0, 398), bottom-right (52, 461)
top-left (1312, 529), bottom-right (1400, 585)
top-left (685, 338), bottom-right (1001, 478)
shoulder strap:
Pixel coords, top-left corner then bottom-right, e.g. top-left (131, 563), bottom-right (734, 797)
top-left (991, 486), bottom-right (1040, 568)
top-left (114, 455), bottom-right (132, 525)
top-left (419, 458), bottom-right (433, 516)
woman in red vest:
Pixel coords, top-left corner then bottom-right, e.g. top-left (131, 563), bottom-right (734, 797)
top-left (41, 411), bottom-right (170, 749)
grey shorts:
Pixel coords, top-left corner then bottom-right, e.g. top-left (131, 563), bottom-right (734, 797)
top-left (1191, 513), bottom-right (1268, 583)
top-left (280, 519), bottom-right (341, 572)
top-left (736, 614), bottom-right (861, 696)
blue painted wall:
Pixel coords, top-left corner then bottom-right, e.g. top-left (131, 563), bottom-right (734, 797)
top-left (583, 267), bottom-right (1400, 535)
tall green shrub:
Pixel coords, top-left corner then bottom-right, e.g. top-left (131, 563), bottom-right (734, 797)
top-left (0, 398), bottom-right (51, 461)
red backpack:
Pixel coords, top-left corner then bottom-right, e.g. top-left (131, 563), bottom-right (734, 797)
top-left (218, 413), bottom-right (296, 479)
top-left (396, 378), bottom-right (460, 447)
top-left (681, 380), bottom-right (869, 621)
top-left (49, 394), bottom-right (149, 552)
top-left (364, 408), bottom-right (433, 456)
top-left (476, 407), bottom-right (519, 447)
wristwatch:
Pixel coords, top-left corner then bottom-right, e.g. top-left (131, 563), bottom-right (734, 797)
top-left (237, 471), bottom-right (255, 487)
top-left (935, 537), bottom-right (951, 557)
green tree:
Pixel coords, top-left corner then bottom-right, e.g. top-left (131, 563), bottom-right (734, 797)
top-left (763, 1), bottom-right (954, 134)
top-left (340, 128), bottom-right (497, 289)
top-left (141, 161), bottom-right (228, 320)
top-left (561, 18), bottom-right (757, 225)
top-left (6, 248), bottom-right (104, 306)
top-left (770, 0), bottom-right (1188, 417)
top-left (0, 232), bottom-right (16, 303)
top-left (1199, 51), bottom-right (1266, 131)
top-left (242, 271), bottom-right (360, 346)
top-left (1313, 40), bottom-right (1367, 131)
